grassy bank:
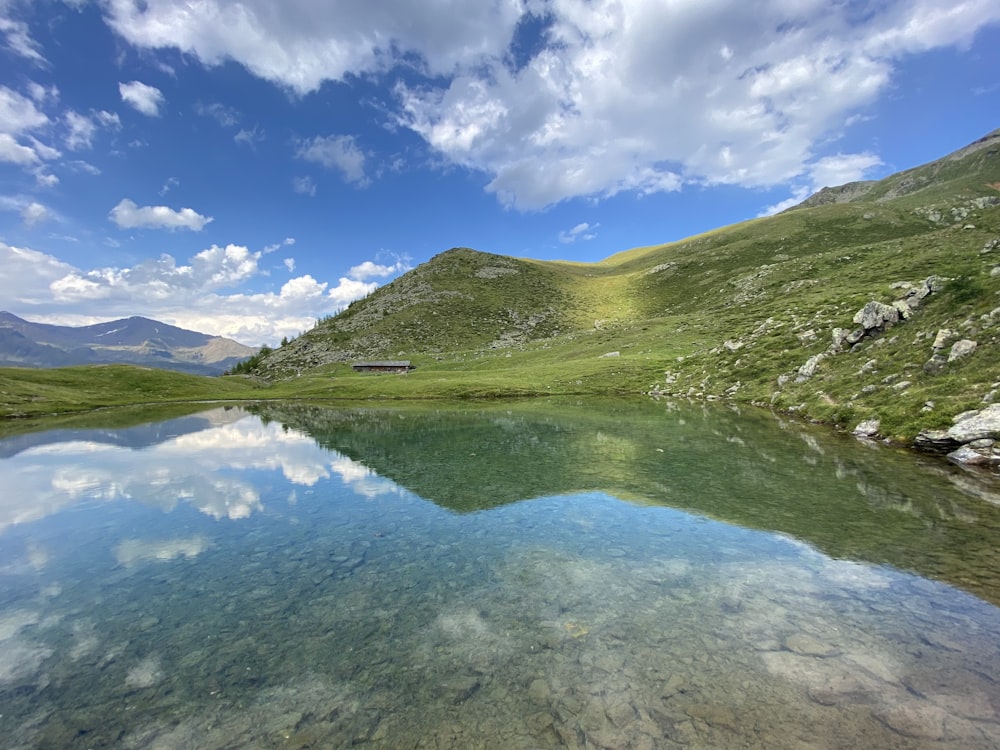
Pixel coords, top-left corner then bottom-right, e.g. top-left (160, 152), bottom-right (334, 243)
top-left (0, 365), bottom-right (265, 420)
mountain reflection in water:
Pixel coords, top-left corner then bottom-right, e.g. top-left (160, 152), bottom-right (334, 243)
top-left (0, 399), bottom-right (998, 749)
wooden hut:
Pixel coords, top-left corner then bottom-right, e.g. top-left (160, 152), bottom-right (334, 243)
top-left (351, 360), bottom-right (415, 374)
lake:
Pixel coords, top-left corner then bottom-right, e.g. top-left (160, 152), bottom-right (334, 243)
top-left (1, 399), bottom-right (999, 749)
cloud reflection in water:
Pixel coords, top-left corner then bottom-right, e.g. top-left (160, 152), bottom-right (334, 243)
top-left (0, 408), bottom-right (391, 531)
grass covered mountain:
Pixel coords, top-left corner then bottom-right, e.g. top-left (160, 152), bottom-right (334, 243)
top-left (0, 312), bottom-right (256, 375)
top-left (248, 128), bottom-right (1000, 442)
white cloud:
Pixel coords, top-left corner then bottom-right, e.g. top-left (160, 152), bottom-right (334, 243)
top-left (68, 159), bottom-right (101, 175)
top-left (0, 132), bottom-right (38, 164)
top-left (292, 175), bottom-right (316, 196)
top-left (758, 187), bottom-right (812, 217)
top-left (34, 170), bottom-right (59, 187)
top-left (159, 176), bottom-right (179, 195)
top-left (401, 0), bottom-right (1000, 208)
top-left (296, 134), bottom-right (369, 186)
top-left (61, 109), bottom-right (119, 151)
top-left (21, 201), bottom-right (49, 227)
top-left (104, 0), bottom-right (524, 95)
top-left (262, 236), bottom-right (295, 254)
top-left (109, 198), bottom-right (213, 231)
top-left (326, 276), bottom-right (378, 308)
top-left (97, 0), bottom-right (1000, 208)
top-left (26, 135), bottom-right (60, 160)
top-left (0, 240), bottom-right (402, 345)
top-left (190, 244), bottom-right (260, 286)
top-left (0, 86), bottom-right (53, 165)
top-left (347, 259), bottom-right (410, 281)
top-left (64, 110), bottom-right (95, 150)
top-left (118, 80), bottom-right (165, 116)
top-left (46, 244), bottom-right (261, 304)
top-left (26, 82), bottom-right (58, 104)
top-left (234, 125), bottom-right (264, 147)
top-left (1, 195), bottom-right (58, 227)
top-left (558, 221), bottom-right (599, 244)
top-left (0, 242), bottom-right (77, 306)
top-left (757, 152), bottom-right (883, 216)
top-left (0, 16), bottom-right (45, 64)
top-left (284, 257), bottom-right (295, 272)
top-left (194, 100), bottom-right (240, 127)
top-left (808, 152), bottom-right (884, 191)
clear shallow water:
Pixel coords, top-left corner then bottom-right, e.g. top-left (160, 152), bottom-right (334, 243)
top-left (1, 401), bottom-right (999, 749)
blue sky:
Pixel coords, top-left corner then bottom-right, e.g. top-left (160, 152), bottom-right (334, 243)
top-left (1, 0), bottom-right (998, 346)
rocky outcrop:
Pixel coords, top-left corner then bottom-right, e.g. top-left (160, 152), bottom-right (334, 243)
top-left (795, 353), bottom-right (826, 383)
top-left (853, 301), bottom-right (899, 331)
top-left (915, 405), bottom-right (1000, 467)
top-left (794, 276), bottom-right (942, 382)
top-left (925, 332), bottom-right (978, 373)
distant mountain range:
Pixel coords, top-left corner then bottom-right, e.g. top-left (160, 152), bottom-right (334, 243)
top-left (0, 312), bottom-right (257, 375)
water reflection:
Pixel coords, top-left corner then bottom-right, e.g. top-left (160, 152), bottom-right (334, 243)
top-left (254, 399), bottom-right (1000, 606)
top-left (0, 406), bottom-right (394, 530)
top-left (0, 401), bottom-right (998, 749)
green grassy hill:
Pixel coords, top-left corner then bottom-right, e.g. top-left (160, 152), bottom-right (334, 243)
top-left (240, 128), bottom-right (1000, 441)
top-left (3, 129), bottom-right (998, 444)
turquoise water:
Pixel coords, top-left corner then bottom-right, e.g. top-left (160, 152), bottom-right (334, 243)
top-left (1, 401), bottom-right (999, 748)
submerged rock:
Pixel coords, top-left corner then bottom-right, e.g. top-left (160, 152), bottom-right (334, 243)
top-left (872, 702), bottom-right (947, 740)
top-left (784, 633), bottom-right (839, 657)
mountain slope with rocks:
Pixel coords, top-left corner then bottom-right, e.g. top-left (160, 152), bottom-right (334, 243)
top-left (245, 129), bottom-right (1000, 465)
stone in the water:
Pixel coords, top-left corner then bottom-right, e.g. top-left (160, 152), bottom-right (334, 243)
top-left (684, 703), bottom-right (740, 732)
top-left (872, 701), bottom-right (947, 740)
top-left (947, 444), bottom-right (997, 466)
top-left (448, 676), bottom-right (481, 705)
top-left (807, 672), bottom-right (874, 706)
top-left (528, 678), bottom-right (551, 706)
top-left (125, 655), bottom-right (163, 689)
top-left (841, 650), bottom-right (900, 684)
top-left (526, 711), bottom-right (554, 733)
top-left (604, 696), bottom-right (636, 728)
top-left (784, 633), bottom-right (839, 657)
top-left (901, 667), bottom-right (1000, 722)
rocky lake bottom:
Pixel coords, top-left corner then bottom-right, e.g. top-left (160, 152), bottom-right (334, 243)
top-left (1, 401), bottom-right (999, 749)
